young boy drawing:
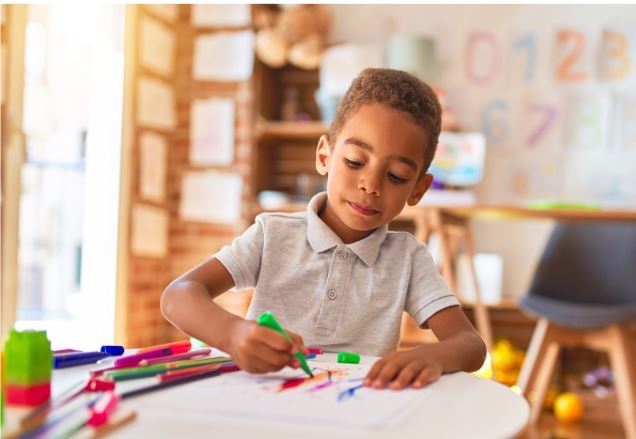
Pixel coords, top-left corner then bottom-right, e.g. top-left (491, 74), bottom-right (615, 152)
top-left (161, 68), bottom-right (486, 390)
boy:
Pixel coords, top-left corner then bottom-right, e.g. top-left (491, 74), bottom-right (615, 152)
top-left (161, 68), bottom-right (486, 390)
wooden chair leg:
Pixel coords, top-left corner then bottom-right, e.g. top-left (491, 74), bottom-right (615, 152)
top-left (607, 324), bottom-right (636, 439)
top-left (528, 330), bottom-right (561, 425)
top-left (517, 318), bottom-right (552, 398)
top-left (463, 225), bottom-right (493, 351)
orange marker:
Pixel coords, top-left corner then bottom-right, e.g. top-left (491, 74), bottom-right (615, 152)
top-left (136, 340), bottom-right (191, 355)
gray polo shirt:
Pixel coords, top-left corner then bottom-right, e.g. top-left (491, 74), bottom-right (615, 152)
top-left (214, 192), bottom-right (459, 356)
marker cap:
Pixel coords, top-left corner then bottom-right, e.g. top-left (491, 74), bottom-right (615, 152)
top-left (100, 345), bottom-right (125, 356)
top-left (337, 352), bottom-right (360, 364)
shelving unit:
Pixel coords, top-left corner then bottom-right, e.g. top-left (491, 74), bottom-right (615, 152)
top-left (251, 60), bottom-right (328, 204)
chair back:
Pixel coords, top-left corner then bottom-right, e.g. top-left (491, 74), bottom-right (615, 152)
top-left (527, 221), bottom-right (636, 306)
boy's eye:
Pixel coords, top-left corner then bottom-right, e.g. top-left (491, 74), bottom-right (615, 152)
top-left (388, 172), bottom-right (408, 184)
top-left (344, 158), bottom-right (363, 168)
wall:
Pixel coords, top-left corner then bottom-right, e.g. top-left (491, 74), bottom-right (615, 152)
top-left (328, 4), bottom-right (636, 298)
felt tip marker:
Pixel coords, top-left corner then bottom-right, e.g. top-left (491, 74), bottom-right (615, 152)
top-left (257, 311), bottom-right (314, 378)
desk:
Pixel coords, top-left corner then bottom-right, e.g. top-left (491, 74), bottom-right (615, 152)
top-left (4, 354), bottom-right (529, 439)
top-left (397, 204), bottom-right (636, 351)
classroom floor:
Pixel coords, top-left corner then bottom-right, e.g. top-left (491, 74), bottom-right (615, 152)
top-left (523, 389), bottom-right (625, 439)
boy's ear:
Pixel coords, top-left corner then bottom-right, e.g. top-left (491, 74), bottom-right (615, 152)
top-left (407, 173), bottom-right (434, 206)
top-left (315, 135), bottom-right (331, 176)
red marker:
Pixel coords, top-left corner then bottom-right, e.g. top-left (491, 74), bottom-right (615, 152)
top-left (136, 340), bottom-right (191, 355)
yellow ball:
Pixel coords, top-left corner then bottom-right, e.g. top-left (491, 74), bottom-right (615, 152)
top-left (553, 392), bottom-right (585, 423)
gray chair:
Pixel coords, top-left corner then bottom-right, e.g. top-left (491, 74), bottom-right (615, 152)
top-left (516, 222), bottom-right (636, 438)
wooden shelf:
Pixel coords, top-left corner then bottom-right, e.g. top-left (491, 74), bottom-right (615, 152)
top-left (255, 121), bottom-right (328, 140)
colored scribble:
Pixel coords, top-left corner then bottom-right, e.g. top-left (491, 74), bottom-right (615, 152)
top-left (275, 368), bottom-right (350, 393)
top-left (337, 384), bottom-right (365, 402)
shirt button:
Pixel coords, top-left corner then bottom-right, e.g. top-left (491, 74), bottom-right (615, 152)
top-left (338, 251), bottom-right (348, 260)
top-left (327, 289), bottom-right (337, 300)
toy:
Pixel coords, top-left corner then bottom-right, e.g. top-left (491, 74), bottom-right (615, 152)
top-left (254, 5), bottom-right (332, 70)
top-left (553, 391), bottom-right (585, 423)
top-left (4, 329), bottom-right (53, 406)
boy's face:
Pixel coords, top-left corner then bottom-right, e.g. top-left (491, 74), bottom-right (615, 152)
top-left (315, 103), bottom-right (433, 243)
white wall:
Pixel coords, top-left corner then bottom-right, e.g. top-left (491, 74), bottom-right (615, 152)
top-left (328, 4), bottom-right (636, 298)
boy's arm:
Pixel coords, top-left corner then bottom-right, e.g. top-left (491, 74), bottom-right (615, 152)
top-left (160, 257), bottom-right (306, 373)
top-left (160, 257), bottom-right (239, 353)
top-left (365, 306), bottom-right (486, 390)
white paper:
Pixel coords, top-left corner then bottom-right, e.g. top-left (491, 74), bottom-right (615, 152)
top-left (190, 98), bottom-right (235, 166)
top-left (131, 204), bottom-right (168, 258)
top-left (191, 4), bottom-right (251, 27)
top-left (145, 4), bottom-right (178, 22)
top-left (137, 77), bottom-right (176, 129)
top-left (615, 90), bottom-right (636, 151)
top-left (564, 90), bottom-right (611, 151)
top-left (135, 361), bottom-right (428, 431)
top-left (139, 132), bottom-right (167, 202)
top-left (193, 31), bottom-right (254, 81)
top-left (180, 171), bottom-right (243, 224)
top-left (140, 17), bottom-right (175, 77)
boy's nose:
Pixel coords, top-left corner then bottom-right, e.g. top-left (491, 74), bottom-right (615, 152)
top-left (358, 173), bottom-right (381, 196)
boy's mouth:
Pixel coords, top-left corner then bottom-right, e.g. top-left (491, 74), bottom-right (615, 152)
top-left (348, 201), bottom-right (380, 216)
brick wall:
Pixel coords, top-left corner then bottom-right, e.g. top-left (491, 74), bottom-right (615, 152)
top-left (124, 5), bottom-right (254, 347)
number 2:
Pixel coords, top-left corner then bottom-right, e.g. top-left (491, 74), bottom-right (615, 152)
top-left (555, 30), bottom-right (588, 82)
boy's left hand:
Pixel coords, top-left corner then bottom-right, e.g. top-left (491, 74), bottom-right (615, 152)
top-left (364, 347), bottom-right (443, 390)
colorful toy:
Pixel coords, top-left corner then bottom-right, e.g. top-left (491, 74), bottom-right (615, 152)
top-left (553, 391), bottom-right (585, 423)
top-left (4, 329), bottom-right (53, 406)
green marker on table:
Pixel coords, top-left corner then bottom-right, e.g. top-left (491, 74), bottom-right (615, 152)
top-left (257, 311), bottom-right (314, 378)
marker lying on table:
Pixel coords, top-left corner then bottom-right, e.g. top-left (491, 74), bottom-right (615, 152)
top-left (54, 352), bottom-right (111, 369)
top-left (105, 356), bottom-right (233, 381)
top-left (257, 311), bottom-right (314, 378)
top-left (136, 340), bottom-right (191, 355)
top-left (20, 377), bottom-right (115, 428)
top-left (90, 348), bottom-right (213, 377)
top-left (53, 345), bottom-right (125, 369)
top-left (114, 345), bottom-right (184, 367)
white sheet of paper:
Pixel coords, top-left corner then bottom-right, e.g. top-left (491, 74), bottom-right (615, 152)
top-left (193, 31), bottom-right (254, 81)
top-left (190, 98), bottom-right (235, 166)
top-left (131, 204), bottom-right (168, 257)
top-left (180, 171), bottom-right (243, 224)
top-left (140, 16), bottom-right (175, 77)
top-left (134, 361), bottom-right (428, 431)
top-left (145, 4), bottom-right (178, 22)
top-left (137, 77), bottom-right (176, 129)
top-left (139, 132), bottom-right (167, 202)
top-left (615, 90), bottom-right (636, 151)
top-left (191, 4), bottom-right (251, 27)
top-left (564, 90), bottom-right (611, 151)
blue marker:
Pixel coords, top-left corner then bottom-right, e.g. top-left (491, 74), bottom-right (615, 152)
top-left (54, 351), bottom-right (111, 369)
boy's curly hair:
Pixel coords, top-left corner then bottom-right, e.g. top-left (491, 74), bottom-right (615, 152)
top-left (328, 68), bottom-right (442, 174)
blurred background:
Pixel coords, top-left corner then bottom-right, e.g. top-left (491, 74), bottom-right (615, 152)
top-left (2, 5), bottom-right (635, 436)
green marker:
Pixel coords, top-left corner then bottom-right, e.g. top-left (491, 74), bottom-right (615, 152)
top-left (257, 311), bottom-right (314, 378)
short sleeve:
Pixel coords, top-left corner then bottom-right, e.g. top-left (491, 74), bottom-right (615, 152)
top-left (405, 245), bottom-right (460, 328)
top-left (213, 216), bottom-right (265, 291)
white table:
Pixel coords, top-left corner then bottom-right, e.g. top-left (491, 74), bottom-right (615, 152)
top-left (5, 354), bottom-right (529, 439)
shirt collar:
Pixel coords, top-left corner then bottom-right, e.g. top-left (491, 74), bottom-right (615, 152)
top-left (306, 192), bottom-right (388, 267)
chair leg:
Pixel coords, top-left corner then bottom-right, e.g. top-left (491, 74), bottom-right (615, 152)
top-left (463, 226), bottom-right (493, 351)
top-left (606, 324), bottom-right (636, 439)
top-left (517, 319), bottom-right (551, 398)
top-left (528, 328), bottom-right (561, 425)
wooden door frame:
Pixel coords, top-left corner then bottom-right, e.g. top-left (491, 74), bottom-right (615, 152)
top-left (1, 4), bottom-right (27, 343)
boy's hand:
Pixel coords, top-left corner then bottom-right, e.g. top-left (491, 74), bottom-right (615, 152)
top-left (364, 347), bottom-right (443, 390)
top-left (226, 319), bottom-right (308, 373)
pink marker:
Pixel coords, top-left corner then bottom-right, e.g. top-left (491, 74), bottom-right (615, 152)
top-left (114, 347), bottom-right (174, 367)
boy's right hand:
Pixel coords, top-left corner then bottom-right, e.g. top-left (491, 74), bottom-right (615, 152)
top-left (226, 319), bottom-right (307, 373)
